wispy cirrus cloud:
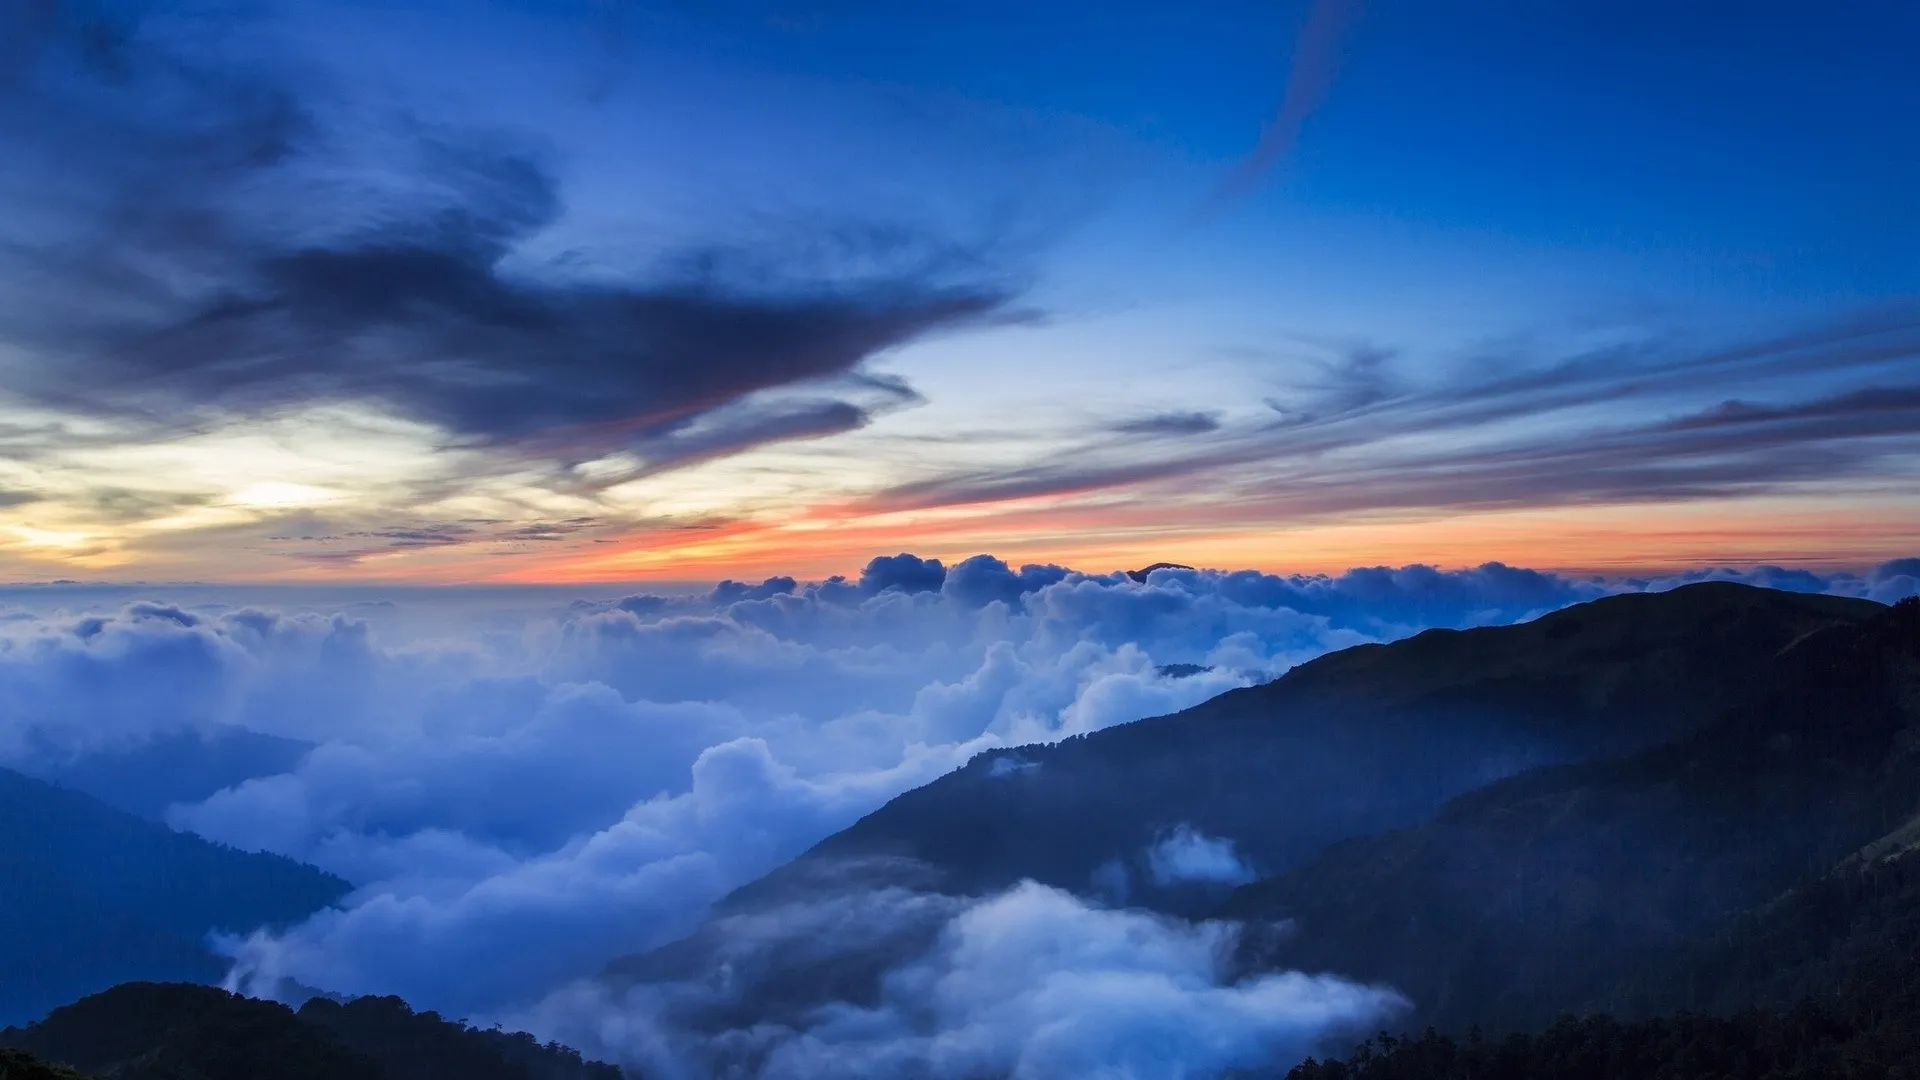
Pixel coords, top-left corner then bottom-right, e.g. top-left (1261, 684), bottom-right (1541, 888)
top-left (0, 1), bottom-right (1054, 579)
top-left (1196, 0), bottom-right (1363, 219)
top-left (0, 9), bottom-right (1021, 451)
top-left (856, 306), bottom-right (1920, 523)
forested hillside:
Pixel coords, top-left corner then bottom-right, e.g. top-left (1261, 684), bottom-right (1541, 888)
top-left (752, 584), bottom-right (1880, 912)
top-left (0, 983), bottom-right (622, 1080)
top-left (0, 769), bottom-right (350, 1024)
top-left (1221, 595), bottom-right (1920, 1034)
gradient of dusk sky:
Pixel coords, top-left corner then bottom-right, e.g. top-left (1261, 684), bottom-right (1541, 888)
top-left (0, 0), bottom-right (1915, 581)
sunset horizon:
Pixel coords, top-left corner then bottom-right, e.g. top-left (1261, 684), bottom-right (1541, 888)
top-left (3, 3), bottom-right (1915, 586)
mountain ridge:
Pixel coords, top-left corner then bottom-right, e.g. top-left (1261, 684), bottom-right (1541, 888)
top-left (736, 582), bottom-right (1883, 913)
top-left (0, 768), bottom-right (351, 1025)
top-left (1220, 595), bottom-right (1920, 1034)
top-left (1, 982), bottom-right (623, 1080)
top-left (600, 582), bottom-right (1894, 1056)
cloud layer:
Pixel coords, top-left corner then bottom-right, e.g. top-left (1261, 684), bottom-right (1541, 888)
top-left (869, 309), bottom-right (1920, 523)
top-left (1, 553), bottom-right (1914, 1074)
top-left (528, 881), bottom-right (1404, 1080)
top-left (0, 1), bottom-right (1038, 576)
top-left (0, 4), bottom-right (1018, 460)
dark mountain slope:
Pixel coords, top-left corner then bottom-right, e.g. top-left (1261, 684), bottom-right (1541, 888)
top-left (0, 769), bottom-right (350, 1025)
top-left (3, 984), bottom-right (373, 1080)
top-left (1281, 1003), bottom-right (1920, 1080)
top-left (1611, 820), bottom-right (1920, 1021)
top-left (27, 726), bottom-right (313, 820)
top-left (0, 983), bottom-right (621, 1080)
top-left (0, 1048), bottom-right (91, 1080)
top-left (770, 584), bottom-right (1880, 907)
top-left (0, 854), bottom-right (224, 1030)
top-left (1285, 842), bottom-right (1920, 1078)
top-left (298, 995), bottom-right (623, 1080)
top-left (1221, 596), bottom-right (1920, 1035)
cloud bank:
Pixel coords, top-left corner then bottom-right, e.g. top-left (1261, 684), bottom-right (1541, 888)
top-left (527, 881), bottom-right (1404, 1080)
top-left (1148, 825), bottom-right (1259, 888)
top-left (0, 3), bottom-right (1019, 465)
top-left (1, 553), bottom-right (1914, 1074)
top-left (867, 307), bottom-right (1920, 525)
top-left (0, 1), bottom-right (1045, 577)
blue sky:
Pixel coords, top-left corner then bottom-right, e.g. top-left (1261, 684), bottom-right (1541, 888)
top-left (0, 0), bottom-right (1914, 580)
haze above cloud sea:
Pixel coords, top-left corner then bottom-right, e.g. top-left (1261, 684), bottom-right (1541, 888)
top-left (4, 554), bottom-right (1916, 1076)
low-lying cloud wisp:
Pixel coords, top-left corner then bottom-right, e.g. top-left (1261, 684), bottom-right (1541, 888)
top-left (1148, 825), bottom-right (1259, 888)
top-left (523, 879), bottom-right (1405, 1080)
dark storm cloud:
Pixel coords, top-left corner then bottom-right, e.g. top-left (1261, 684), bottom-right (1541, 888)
top-left (358, 525), bottom-right (480, 550)
top-left (497, 518), bottom-right (603, 543)
top-left (1874, 558), bottom-right (1920, 583)
top-left (553, 379), bottom-right (926, 492)
top-left (110, 228), bottom-right (1013, 450)
top-left (262, 516), bottom-right (614, 563)
top-left (1113, 411), bottom-right (1223, 436)
top-left (863, 306), bottom-right (1920, 518)
top-left (858, 552), bottom-right (948, 595)
top-left (0, 3), bottom-right (1022, 468)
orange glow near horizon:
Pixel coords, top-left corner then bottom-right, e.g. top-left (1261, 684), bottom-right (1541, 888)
top-left (9, 470), bottom-right (1912, 587)
top-left (435, 494), bottom-right (1920, 586)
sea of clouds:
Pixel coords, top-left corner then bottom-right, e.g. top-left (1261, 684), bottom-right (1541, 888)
top-left (2, 553), bottom-right (1915, 1076)
top-left (527, 879), bottom-right (1409, 1080)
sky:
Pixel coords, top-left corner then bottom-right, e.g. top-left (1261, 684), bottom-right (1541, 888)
top-left (1, 0), bottom-right (1917, 583)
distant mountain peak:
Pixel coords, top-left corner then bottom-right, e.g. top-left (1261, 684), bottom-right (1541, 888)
top-left (1126, 562), bottom-right (1195, 583)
